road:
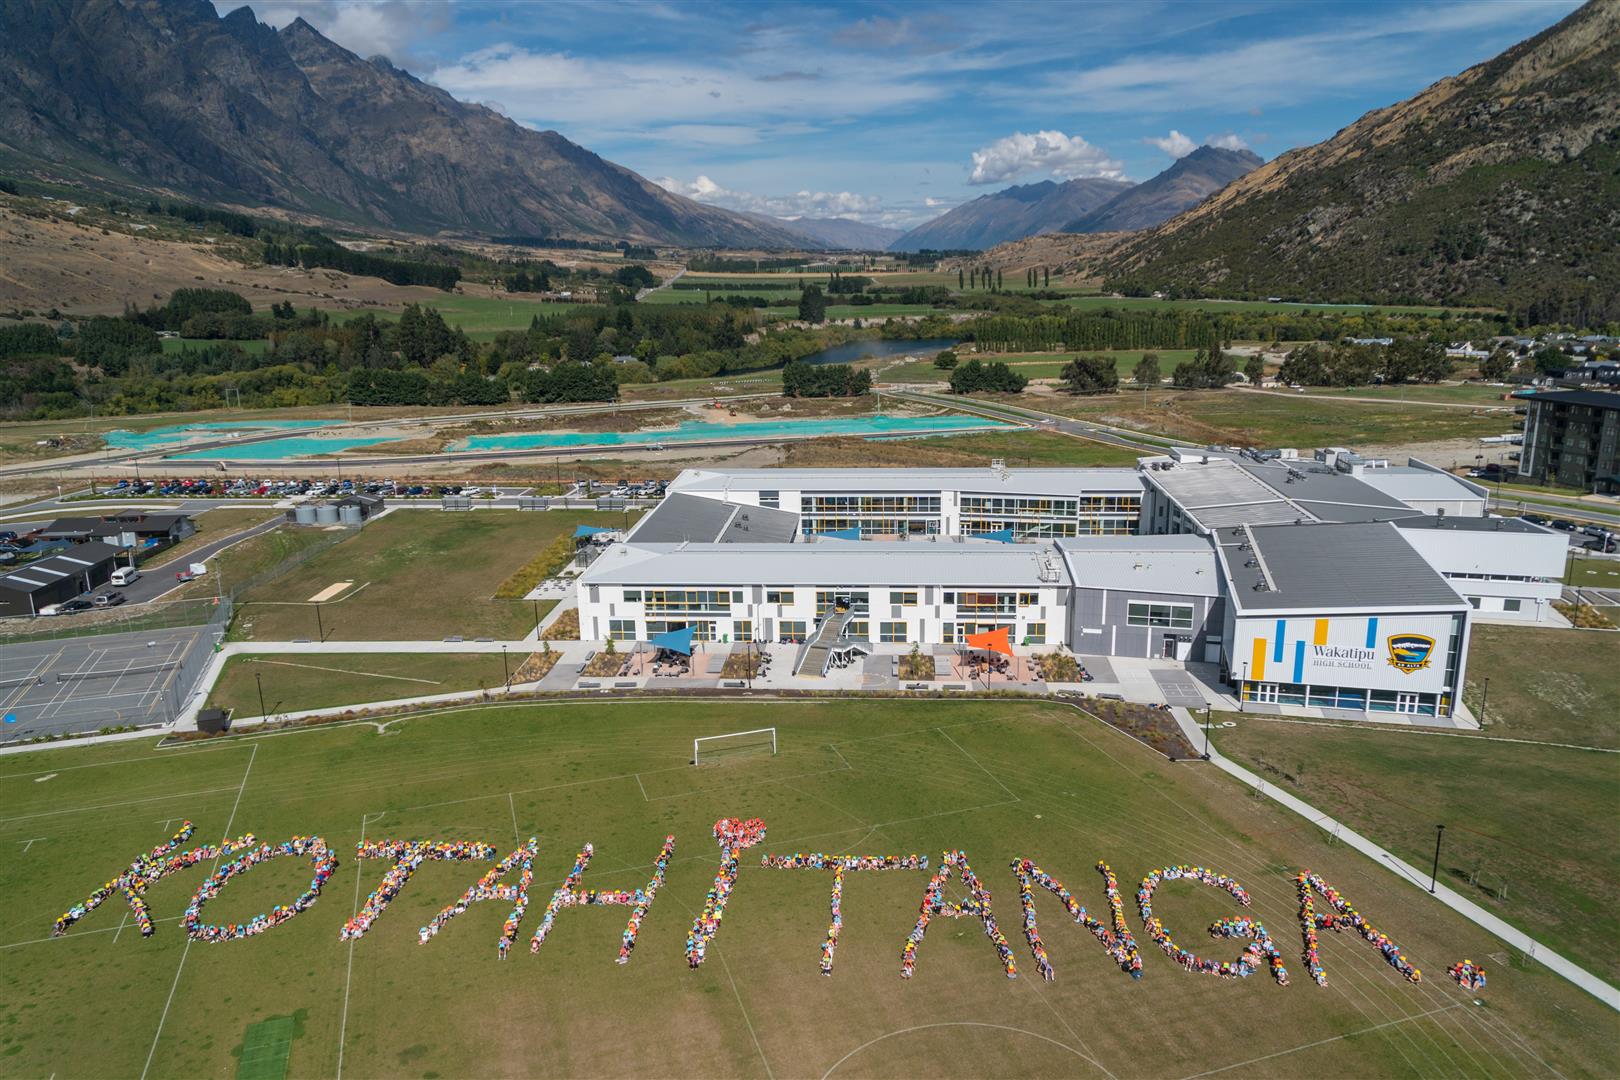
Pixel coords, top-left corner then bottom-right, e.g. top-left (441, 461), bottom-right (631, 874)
top-left (635, 266), bottom-right (686, 301)
top-left (889, 390), bottom-right (1170, 453)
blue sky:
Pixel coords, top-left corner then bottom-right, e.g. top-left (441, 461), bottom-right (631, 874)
top-left (245, 0), bottom-right (1582, 229)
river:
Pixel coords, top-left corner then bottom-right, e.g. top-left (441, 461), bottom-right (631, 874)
top-left (798, 337), bottom-right (959, 366)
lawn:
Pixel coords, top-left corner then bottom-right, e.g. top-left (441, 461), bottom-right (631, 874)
top-left (1569, 557), bottom-right (1620, 591)
top-left (1460, 624), bottom-right (1620, 749)
top-left (206, 652), bottom-right (525, 717)
top-left (619, 370), bottom-right (783, 402)
top-left (169, 524), bottom-right (336, 603)
top-left (1011, 389), bottom-right (1508, 450)
top-left (230, 510), bottom-right (615, 641)
top-left (781, 429), bottom-right (1141, 469)
top-left (140, 507), bottom-right (286, 570)
top-left (2, 698), bottom-right (1611, 1078)
top-left (1294, 384), bottom-right (1519, 407)
top-left (879, 351), bottom-right (1200, 385)
top-left (325, 295), bottom-right (588, 337)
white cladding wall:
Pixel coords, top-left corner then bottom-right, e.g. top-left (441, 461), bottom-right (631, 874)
top-left (580, 582), bottom-right (1067, 645)
top-left (1234, 611), bottom-right (1461, 695)
top-left (1395, 526), bottom-right (1565, 622)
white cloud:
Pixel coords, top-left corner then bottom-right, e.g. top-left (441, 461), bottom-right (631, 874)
top-left (654, 175), bottom-right (884, 222)
top-left (1206, 133), bottom-right (1249, 151)
top-left (924, 196), bottom-right (949, 207)
top-left (967, 130), bottom-right (1125, 186)
top-left (249, 0), bottom-right (450, 66)
top-left (1147, 129), bottom-right (1198, 158)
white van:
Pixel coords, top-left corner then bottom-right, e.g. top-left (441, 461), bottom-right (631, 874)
top-left (110, 566), bottom-right (140, 586)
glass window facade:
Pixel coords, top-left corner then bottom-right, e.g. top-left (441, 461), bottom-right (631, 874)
top-left (779, 620), bottom-right (807, 643)
top-left (607, 619), bottom-right (636, 640)
top-left (1127, 602), bottom-right (1194, 629)
top-left (961, 491), bottom-right (1140, 539)
top-left (880, 621), bottom-right (908, 642)
top-left (644, 589), bottom-right (731, 614)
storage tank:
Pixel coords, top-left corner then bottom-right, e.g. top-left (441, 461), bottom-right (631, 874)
top-left (339, 504), bottom-right (363, 526)
top-left (294, 504), bottom-right (317, 525)
top-left (314, 504), bottom-right (340, 525)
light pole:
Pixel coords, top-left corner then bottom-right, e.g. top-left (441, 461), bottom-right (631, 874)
top-left (255, 670), bottom-right (267, 720)
top-left (1429, 824), bottom-right (1446, 893)
top-left (1240, 660), bottom-right (1248, 712)
top-left (533, 597), bottom-right (541, 635)
top-left (501, 644), bottom-right (510, 687)
top-left (1202, 705), bottom-right (1212, 759)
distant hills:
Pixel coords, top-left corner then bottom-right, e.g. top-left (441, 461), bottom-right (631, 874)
top-left (887, 147), bottom-right (1263, 253)
top-left (1065, 146), bottom-right (1262, 234)
top-left (773, 216), bottom-right (903, 251)
top-left (1100, 0), bottom-right (1620, 316)
top-left (0, 0), bottom-right (804, 249)
top-left (887, 178), bottom-right (1131, 253)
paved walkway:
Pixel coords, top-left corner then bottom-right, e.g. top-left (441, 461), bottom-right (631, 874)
top-left (1167, 706), bottom-right (1620, 1013)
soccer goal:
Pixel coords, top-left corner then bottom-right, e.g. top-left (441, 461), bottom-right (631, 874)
top-left (693, 727), bottom-right (777, 765)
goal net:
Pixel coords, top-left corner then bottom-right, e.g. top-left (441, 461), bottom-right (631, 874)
top-left (693, 727), bottom-right (777, 765)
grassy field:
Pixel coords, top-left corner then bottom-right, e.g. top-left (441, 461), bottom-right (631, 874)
top-left (160, 337), bottom-right (270, 355)
top-left (169, 525), bottom-right (335, 603)
top-left (3, 698), bottom-right (1611, 1078)
top-left (1460, 625), bottom-right (1620, 749)
top-left (1293, 384), bottom-right (1520, 407)
top-left (207, 653), bottom-right (523, 717)
top-left (1010, 389), bottom-right (1509, 450)
top-left (231, 510), bottom-right (614, 642)
top-left (619, 370), bottom-right (783, 402)
top-left (1056, 295), bottom-right (1477, 316)
top-left (1569, 558), bottom-right (1620, 590)
top-left (140, 507), bottom-right (286, 569)
top-left (879, 350), bottom-right (1200, 384)
top-left (325, 295), bottom-right (588, 338)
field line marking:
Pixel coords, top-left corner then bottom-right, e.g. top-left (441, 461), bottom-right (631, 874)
top-left (634, 773), bottom-right (648, 802)
top-left (717, 948), bottom-right (773, 1080)
top-left (829, 744), bottom-right (852, 770)
top-left (17, 836), bottom-right (45, 852)
top-left (821, 1023), bottom-right (1096, 1079)
top-left (935, 727), bottom-right (1019, 801)
top-left (244, 658), bottom-right (444, 686)
top-left (1180, 1002), bottom-right (1471, 1079)
top-left (507, 792), bottom-right (520, 844)
top-left (336, 812), bottom-right (374, 1080)
top-left (140, 744), bottom-right (256, 1080)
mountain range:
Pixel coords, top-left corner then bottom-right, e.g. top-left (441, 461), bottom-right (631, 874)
top-left (1099, 0), bottom-right (1620, 314)
top-left (1064, 146), bottom-right (1263, 234)
top-left (750, 215), bottom-right (902, 250)
top-left (887, 178), bottom-right (1131, 253)
top-left (0, 0), bottom-right (804, 249)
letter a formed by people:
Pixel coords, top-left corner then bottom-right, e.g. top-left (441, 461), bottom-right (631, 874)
top-left (688, 818), bottom-right (765, 967)
top-left (343, 840), bottom-right (498, 941)
top-left (902, 850), bottom-right (1017, 979)
top-left (528, 836), bottom-right (675, 963)
top-left (51, 821), bottom-right (256, 939)
top-left (1010, 859), bottom-right (1143, 981)
top-left (1295, 871), bottom-right (1422, 985)
top-left (421, 838), bottom-right (538, 958)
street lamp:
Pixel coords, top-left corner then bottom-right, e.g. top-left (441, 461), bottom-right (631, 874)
top-left (1240, 660), bottom-right (1248, 712)
top-left (501, 644), bottom-right (510, 687)
top-left (533, 597), bottom-right (541, 636)
top-left (1430, 824), bottom-right (1446, 893)
top-left (255, 670), bottom-right (267, 720)
top-left (1202, 705), bottom-right (1212, 760)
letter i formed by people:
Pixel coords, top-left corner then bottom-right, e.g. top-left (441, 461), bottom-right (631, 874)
top-left (687, 818), bottom-right (765, 967)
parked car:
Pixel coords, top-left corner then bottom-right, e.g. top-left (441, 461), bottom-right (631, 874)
top-left (1580, 524), bottom-right (1611, 539)
top-left (57, 597), bottom-right (95, 614)
top-left (1582, 537), bottom-right (1617, 553)
top-left (93, 592), bottom-right (126, 608)
top-left (1552, 519), bottom-right (1577, 531)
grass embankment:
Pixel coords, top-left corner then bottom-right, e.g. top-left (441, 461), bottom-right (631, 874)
top-left (1210, 624), bottom-right (1620, 983)
top-left (230, 510), bottom-right (616, 641)
top-left (168, 525), bottom-right (334, 602)
top-left (998, 388), bottom-right (1508, 449)
top-left (2, 700), bottom-right (1611, 1078)
top-left (207, 653), bottom-right (519, 716)
top-left (140, 507), bottom-right (285, 569)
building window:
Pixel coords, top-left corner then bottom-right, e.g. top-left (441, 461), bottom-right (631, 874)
top-left (844, 621), bottom-right (869, 640)
top-left (608, 619), bottom-right (636, 640)
top-left (1126, 601), bottom-right (1194, 629)
top-left (779, 620), bottom-right (807, 643)
top-left (644, 589), bottom-right (731, 614)
top-left (1024, 623), bottom-right (1046, 645)
top-left (759, 490), bottom-right (780, 509)
top-left (1017, 593), bottom-right (1038, 607)
top-left (767, 589), bottom-right (793, 605)
top-left (1468, 597), bottom-right (1482, 609)
top-left (942, 622), bottom-right (956, 643)
top-left (880, 621), bottom-right (908, 642)
top-left (733, 619), bottom-right (753, 642)
top-left (1503, 598), bottom-right (1522, 612)
top-left (623, 590), bottom-right (641, 602)
top-left (891, 591), bottom-right (918, 606)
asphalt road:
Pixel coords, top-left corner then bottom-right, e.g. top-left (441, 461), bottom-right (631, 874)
top-left (891, 390), bottom-right (1169, 452)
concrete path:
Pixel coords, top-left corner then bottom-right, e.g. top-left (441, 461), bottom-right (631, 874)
top-left (1167, 706), bottom-right (1620, 1012)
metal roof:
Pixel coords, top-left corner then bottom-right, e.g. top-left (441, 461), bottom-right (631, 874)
top-left (581, 541), bottom-right (1070, 588)
top-left (0, 541), bottom-right (122, 595)
top-left (1514, 389), bottom-right (1620, 410)
top-left (1057, 535), bottom-right (1221, 596)
top-left (669, 467), bottom-right (1144, 495)
top-left (1392, 515), bottom-right (1548, 535)
top-left (1356, 469), bottom-right (1486, 505)
top-left (1216, 522), bottom-right (1463, 612)
top-left (628, 493), bottom-right (801, 544)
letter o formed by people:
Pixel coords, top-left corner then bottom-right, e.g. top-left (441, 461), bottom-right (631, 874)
top-left (185, 836), bottom-right (337, 943)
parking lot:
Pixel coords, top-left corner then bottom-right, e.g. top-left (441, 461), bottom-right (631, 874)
top-left (0, 625), bottom-right (215, 742)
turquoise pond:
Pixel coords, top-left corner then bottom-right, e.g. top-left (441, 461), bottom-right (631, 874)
top-left (107, 419), bottom-right (330, 451)
top-left (164, 436), bottom-right (402, 461)
top-left (452, 414), bottom-right (1016, 452)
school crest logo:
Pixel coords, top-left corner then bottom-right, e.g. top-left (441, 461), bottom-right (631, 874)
top-left (1386, 633), bottom-right (1435, 675)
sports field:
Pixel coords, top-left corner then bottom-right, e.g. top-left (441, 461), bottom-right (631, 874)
top-left (2, 699), bottom-right (1611, 1078)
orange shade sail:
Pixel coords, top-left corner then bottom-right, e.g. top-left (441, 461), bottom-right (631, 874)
top-left (964, 626), bottom-right (1014, 656)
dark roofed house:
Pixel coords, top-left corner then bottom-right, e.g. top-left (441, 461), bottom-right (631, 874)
top-left (0, 541), bottom-right (123, 617)
top-left (37, 512), bottom-right (194, 550)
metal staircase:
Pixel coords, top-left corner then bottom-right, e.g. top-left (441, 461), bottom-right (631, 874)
top-left (795, 607), bottom-right (856, 677)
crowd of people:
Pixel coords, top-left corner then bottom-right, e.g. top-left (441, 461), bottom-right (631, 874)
top-left (183, 836), bottom-right (336, 943)
top-left (342, 840), bottom-right (498, 941)
top-left (1450, 959), bottom-right (1488, 991)
top-left (52, 821), bottom-right (258, 939)
top-left (421, 839), bottom-right (536, 957)
top-left (903, 850), bottom-right (1017, 980)
top-left (528, 836), bottom-right (676, 964)
top-left (1297, 871), bottom-right (1422, 983)
top-left (1010, 859), bottom-right (1142, 982)
top-left (761, 852), bottom-right (927, 974)
top-left (688, 818), bottom-right (766, 968)
top-left (1296, 871), bottom-right (1329, 986)
top-left (1137, 865), bottom-right (1285, 981)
